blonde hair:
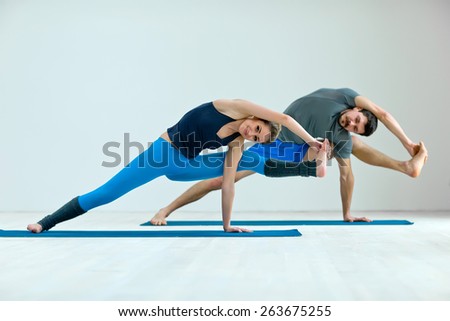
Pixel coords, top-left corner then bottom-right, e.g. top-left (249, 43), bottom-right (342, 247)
top-left (263, 120), bottom-right (281, 143)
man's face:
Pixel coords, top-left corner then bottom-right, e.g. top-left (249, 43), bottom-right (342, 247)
top-left (339, 108), bottom-right (368, 134)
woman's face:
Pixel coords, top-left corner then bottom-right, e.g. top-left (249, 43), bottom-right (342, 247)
top-left (239, 118), bottom-right (271, 143)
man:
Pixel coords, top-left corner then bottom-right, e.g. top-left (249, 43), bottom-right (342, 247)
top-left (151, 88), bottom-right (428, 224)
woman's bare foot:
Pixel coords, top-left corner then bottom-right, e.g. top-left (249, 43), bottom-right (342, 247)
top-left (316, 139), bottom-right (330, 178)
top-left (404, 141), bottom-right (428, 178)
top-left (150, 209), bottom-right (170, 226)
top-left (27, 223), bottom-right (43, 233)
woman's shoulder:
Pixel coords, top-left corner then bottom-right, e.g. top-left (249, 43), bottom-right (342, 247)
top-left (213, 99), bottom-right (249, 120)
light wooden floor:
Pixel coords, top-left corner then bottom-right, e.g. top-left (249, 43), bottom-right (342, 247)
top-left (1, 211), bottom-right (449, 301)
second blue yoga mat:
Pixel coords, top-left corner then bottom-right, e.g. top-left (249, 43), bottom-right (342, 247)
top-left (0, 229), bottom-right (301, 238)
top-left (140, 220), bottom-right (413, 226)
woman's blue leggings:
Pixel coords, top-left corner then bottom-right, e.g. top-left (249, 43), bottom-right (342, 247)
top-left (78, 138), bottom-right (266, 211)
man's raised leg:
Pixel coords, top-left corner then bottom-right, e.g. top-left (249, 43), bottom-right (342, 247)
top-left (351, 136), bottom-right (428, 177)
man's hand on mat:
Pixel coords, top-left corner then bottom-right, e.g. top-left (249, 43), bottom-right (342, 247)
top-left (223, 226), bottom-right (253, 233)
top-left (344, 215), bottom-right (372, 223)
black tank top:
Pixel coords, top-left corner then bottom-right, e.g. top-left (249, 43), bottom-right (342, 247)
top-left (167, 102), bottom-right (241, 159)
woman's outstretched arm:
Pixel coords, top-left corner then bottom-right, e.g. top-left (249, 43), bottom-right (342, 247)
top-left (214, 99), bottom-right (321, 149)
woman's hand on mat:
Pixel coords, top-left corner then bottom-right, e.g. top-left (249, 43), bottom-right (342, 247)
top-left (344, 215), bottom-right (372, 223)
top-left (223, 226), bottom-right (253, 233)
top-left (150, 210), bottom-right (169, 226)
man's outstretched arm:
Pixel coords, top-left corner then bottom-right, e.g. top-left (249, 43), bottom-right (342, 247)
top-left (355, 96), bottom-right (420, 157)
top-left (336, 157), bottom-right (372, 222)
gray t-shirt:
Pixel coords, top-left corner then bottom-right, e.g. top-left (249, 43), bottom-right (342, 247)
top-left (278, 88), bottom-right (359, 159)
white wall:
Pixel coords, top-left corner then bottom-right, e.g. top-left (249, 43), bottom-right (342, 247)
top-left (1, 0), bottom-right (449, 213)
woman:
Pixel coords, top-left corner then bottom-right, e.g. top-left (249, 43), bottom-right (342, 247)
top-left (27, 99), bottom-right (327, 233)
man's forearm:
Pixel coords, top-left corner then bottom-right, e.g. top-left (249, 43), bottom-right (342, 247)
top-left (336, 157), bottom-right (372, 223)
top-left (340, 174), bottom-right (354, 219)
top-left (380, 111), bottom-right (413, 148)
top-left (337, 157), bottom-right (355, 220)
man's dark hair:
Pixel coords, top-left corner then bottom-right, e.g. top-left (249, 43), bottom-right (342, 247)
top-left (361, 110), bottom-right (378, 136)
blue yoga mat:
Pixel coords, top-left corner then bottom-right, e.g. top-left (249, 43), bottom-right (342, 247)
top-left (0, 229), bottom-right (301, 238)
top-left (140, 220), bottom-right (413, 226)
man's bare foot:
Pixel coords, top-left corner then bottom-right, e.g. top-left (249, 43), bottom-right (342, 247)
top-left (150, 209), bottom-right (170, 226)
top-left (27, 223), bottom-right (43, 233)
top-left (316, 139), bottom-right (330, 178)
top-left (344, 215), bottom-right (372, 222)
top-left (404, 141), bottom-right (428, 178)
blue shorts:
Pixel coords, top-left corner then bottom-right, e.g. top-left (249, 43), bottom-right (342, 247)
top-left (248, 139), bottom-right (309, 163)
